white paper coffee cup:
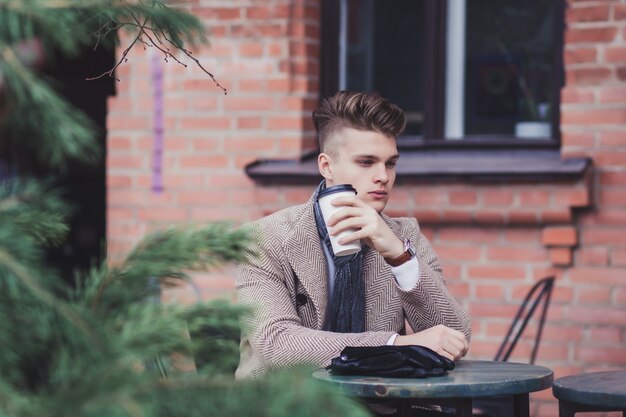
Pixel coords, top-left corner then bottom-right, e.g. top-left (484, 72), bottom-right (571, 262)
top-left (317, 184), bottom-right (361, 257)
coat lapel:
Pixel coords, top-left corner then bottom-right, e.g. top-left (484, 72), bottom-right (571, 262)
top-left (283, 199), bottom-right (328, 328)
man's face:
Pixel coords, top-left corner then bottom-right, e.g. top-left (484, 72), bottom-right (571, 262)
top-left (318, 127), bottom-right (399, 213)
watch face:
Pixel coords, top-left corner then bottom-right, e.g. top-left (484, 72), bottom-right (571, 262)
top-left (406, 239), bottom-right (416, 257)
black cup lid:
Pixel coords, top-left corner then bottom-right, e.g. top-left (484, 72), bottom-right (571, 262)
top-left (317, 184), bottom-right (357, 200)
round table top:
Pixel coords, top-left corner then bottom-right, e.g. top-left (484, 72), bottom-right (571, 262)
top-left (553, 371), bottom-right (626, 409)
top-left (313, 360), bottom-right (553, 399)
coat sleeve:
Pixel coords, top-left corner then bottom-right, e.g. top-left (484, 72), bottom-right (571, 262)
top-left (235, 222), bottom-right (395, 377)
top-left (397, 219), bottom-right (472, 343)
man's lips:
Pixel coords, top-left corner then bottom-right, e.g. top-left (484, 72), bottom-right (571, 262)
top-left (368, 190), bottom-right (388, 199)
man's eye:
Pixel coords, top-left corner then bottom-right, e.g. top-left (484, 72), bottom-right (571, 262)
top-left (386, 161), bottom-right (397, 168)
top-left (357, 160), bottom-right (374, 166)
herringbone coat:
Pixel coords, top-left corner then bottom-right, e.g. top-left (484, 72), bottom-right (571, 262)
top-left (235, 196), bottom-right (471, 379)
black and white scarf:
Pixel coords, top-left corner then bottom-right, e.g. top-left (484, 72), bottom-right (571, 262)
top-left (313, 181), bottom-right (366, 333)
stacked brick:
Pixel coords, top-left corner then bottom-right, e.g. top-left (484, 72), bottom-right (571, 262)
top-left (107, 1), bottom-right (625, 415)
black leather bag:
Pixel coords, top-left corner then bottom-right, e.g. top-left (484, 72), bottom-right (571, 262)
top-left (328, 345), bottom-right (455, 378)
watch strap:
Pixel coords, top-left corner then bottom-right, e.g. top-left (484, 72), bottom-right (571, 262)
top-left (385, 239), bottom-right (416, 267)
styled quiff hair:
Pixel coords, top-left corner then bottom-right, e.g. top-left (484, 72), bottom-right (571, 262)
top-left (312, 91), bottom-right (406, 156)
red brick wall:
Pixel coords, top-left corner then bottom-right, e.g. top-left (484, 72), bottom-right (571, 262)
top-left (107, 1), bottom-right (626, 415)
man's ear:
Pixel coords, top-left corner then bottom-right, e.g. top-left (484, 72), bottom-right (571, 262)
top-left (318, 152), bottom-right (333, 181)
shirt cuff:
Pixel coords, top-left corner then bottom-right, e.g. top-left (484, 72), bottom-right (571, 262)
top-left (386, 333), bottom-right (399, 345)
top-left (390, 256), bottom-right (420, 290)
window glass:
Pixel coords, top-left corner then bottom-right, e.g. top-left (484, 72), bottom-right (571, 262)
top-left (464, 0), bottom-right (556, 137)
top-left (344, 0), bottom-right (425, 135)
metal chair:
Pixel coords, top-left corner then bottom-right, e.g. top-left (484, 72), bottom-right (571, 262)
top-left (494, 275), bottom-right (555, 364)
top-left (473, 276), bottom-right (556, 417)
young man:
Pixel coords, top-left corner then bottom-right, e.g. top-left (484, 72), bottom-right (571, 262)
top-left (235, 91), bottom-right (470, 379)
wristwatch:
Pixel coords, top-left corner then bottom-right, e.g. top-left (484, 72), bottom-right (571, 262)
top-left (384, 238), bottom-right (416, 267)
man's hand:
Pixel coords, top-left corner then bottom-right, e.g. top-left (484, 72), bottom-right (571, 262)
top-left (393, 325), bottom-right (469, 361)
top-left (326, 196), bottom-right (404, 259)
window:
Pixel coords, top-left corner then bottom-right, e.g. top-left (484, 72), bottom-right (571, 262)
top-left (320, 0), bottom-right (564, 143)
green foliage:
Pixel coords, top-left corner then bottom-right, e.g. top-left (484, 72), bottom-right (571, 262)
top-left (0, 0), bottom-right (207, 168)
top-left (0, 2), bottom-right (367, 417)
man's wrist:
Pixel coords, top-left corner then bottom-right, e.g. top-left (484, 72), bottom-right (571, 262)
top-left (384, 239), bottom-right (416, 267)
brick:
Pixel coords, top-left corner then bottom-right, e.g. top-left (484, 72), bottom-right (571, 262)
top-left (570, 267), bottom-right (626, 285)
top-left (541, 324), bottom-right (583, 342)
top-left (519, 190), bottom-right (550, 206)
top-left (190, 206), bottom-right (245, 221)
top-left (539, 209), bottom-right (573, 224)
top-left (598, 129), bottom-right (626, 145)
top-left (475, 284), bottom-right (505, 299)
top-left (611, 248), bottom-right (626, 266)
top-left (541, 226), bottom-right (578, 246)
top-left (599, 83), bottom-right (626, 104)
top-left (188, 96), bottom-right (219, 111)
top-left (605, 46), bottom-right (626, 64)
top-left (447, 282), bottom-right (469, 299)
top-left (577, 247), bottom-right (609, 266)
top-left (441, 210), bottom-right (473, 223)
top-left (482, 189), bottom-right (514, 206)
top-left (486, 246), bottom-right (547, 262)
top-left (549, 247), bottom-right (573, 266)
top-left (594, 151), bottom-right (626, 167)
top-left (467, 265), bottom-right (526, 280)
top-left (577, 286), bottom-right (612, 304)
top-left (109, 136), bottom-right (132, 150)
top-left (600, 190), bottom-right (626, 205)
top-left (439, 228), bottom-right (501, 244)
top-left (108, 175), bottom-right (132, 188)
top-left (553, 188), bottom-right (591, 207)
top-left (563, 104), bottom-right (626, 125)
top-left (179, 155), bottom-right (229, 168)
top-left (224, 97), bottom-right (273, 111)
top-left (162, 174), bottom-right (205, 189)
top-left (183, 78), bottom-right (227, 91)
top-left (237, 115), bottom-right (263, 129)
top-left (195, 7), bottom-right (241, 20)
top-left (469, 303), bottom-right (520, 319)
top-left (246, 5), bottom-right (289, 19)
top-left (191, 138), bottom-right (220, 151)
top-left (576, 346), bottom-right (626, 364)
top-left (239, 42), bottom-right (263, 57)
top-left (434, 244), bottom-right (482, 262)
top-left (181, 117), bottom-right (231, 130)
top-left (618, 65), bottom-right (626, 81)
top-left (413, 189), bottom-right (448, 205)
top-left (564, 47), bottom-right (598, 65)
top-left (570, 306), bottom-right (626, 325)
top-left (138, 208), bottom-right (187, 221)
top-left (279, 97), bottom-right (318, 112)
top-left (561, 86), bottom-right (596, 103)
top-left (449, 190), bottom-right (478, 205)
top-left (583, 228), bottom-right (626, 245)
top-left (566, 67), bottom-right (612, 85)
top-left (474, 210), bottom-right (506, 224)
top-left (108, 208), bottom-right (134, 221)
top-left (224, 137), bottom-right (275, 152)
top-left (504, 229), bottom-right (541, 244)
top-left (107, 116), bottom-right (148, 130)
top-left (267, 116), bottom-right (306, 130)
top-left (600, 172), bottom-right (626, 185)
top-left (508, 210), bottom-right (539, 224)
top-left (615, 4), bottom-right (626, 20)
top-left (208, 172), bottom-right (253, 188)
top-left (106, 154), bottom-right (146, 170)
top-left (237, 79), bottom-right (264, 92)
top-left (587, 327), bottom-right (624, 344)
top-left (561, 131), bottom-right (596, 147)
top-left (566, 5), bottom-right (610, 23)
top-left (565, 27), bottom-right (617, 44)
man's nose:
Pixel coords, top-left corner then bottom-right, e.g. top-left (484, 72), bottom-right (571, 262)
top-left (373, 164), bottom-right (389, 184)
